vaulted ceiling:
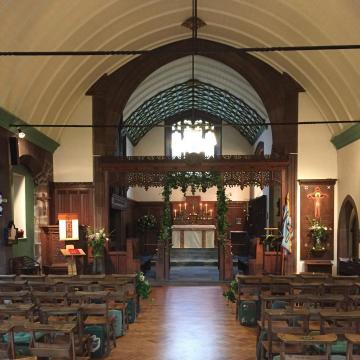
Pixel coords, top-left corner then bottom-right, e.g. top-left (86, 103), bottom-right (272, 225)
top-left (124, 80), bottom-right (267, 145)
top-left (0, 0), bottom-right (359, 142)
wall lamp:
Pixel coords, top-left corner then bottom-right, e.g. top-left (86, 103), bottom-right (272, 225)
top-left (17, 128), bottom-right (26, 139)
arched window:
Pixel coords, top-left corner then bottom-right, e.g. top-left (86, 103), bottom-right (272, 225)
top-left (171, 119), bottom-right (217, 158)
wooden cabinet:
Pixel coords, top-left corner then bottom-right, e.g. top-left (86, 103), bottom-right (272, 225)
top-left (305, 260), bottom-right (332, 274)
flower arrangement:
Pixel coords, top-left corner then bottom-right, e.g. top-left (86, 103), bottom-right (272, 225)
top-left (137, 214), bottom-right (157, 232)
top-left (262, 228), bottom-right (282, 251)
top-left (308, 218), bottom-right (329, 253)
top-left (86, 227), bottom-right (109, 257)
top-left (135, 271), bottom-right (151, 299)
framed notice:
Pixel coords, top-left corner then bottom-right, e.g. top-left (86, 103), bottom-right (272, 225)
top-left (58, 213), bottom-right (79, 241)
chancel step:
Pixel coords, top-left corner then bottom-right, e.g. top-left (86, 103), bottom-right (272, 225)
top-left (170, 248), bottom-right (218, 266)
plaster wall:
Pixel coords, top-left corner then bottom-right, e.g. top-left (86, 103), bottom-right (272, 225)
top-left (53, 97), bottom-right (93, 182)
top-left (337, 139), bottom-right (360, 227)
top-left (297, 93), bottom-right (338, 273)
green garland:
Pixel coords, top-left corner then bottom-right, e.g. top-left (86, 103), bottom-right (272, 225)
top-left (216, 180), bottom-right (229, 244)
top-left (158, 171), bottom-right (229, 246)
top-left (159, 182), bottom-right (172, 245)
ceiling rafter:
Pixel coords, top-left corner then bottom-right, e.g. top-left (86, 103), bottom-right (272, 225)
top-left (123, 79), bottom-right (267, 145)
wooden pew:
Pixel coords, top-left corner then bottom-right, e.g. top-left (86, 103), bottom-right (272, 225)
top-left (26, 322), bottom-right (77, 360)
top-left (0, 322), bottom-right (15, 360)
top-left (262, 308), bottom-right (310, 360)
top-left (277, 333), bottom-right (337, 359)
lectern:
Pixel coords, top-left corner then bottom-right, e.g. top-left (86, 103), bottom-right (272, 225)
top-left (60, 245), bottom-right (86, 275)
top-left (58, 213), bottom-right (86, 275)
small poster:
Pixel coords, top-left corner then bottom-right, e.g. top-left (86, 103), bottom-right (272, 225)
top-left (58, 213), bottom-right (79, 240)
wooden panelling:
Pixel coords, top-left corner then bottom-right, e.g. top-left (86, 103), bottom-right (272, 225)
top-left (135, 202), bottom-right (163, 255)
top-left (107, 251), bottom-right (127, 273)
top-left (227, 201), bottom-right (248, 232)
top-left (50, 182), bottom-right (94, 227)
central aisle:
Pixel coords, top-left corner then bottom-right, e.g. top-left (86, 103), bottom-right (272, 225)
top-left (110, 286), bottom-right (256, 360)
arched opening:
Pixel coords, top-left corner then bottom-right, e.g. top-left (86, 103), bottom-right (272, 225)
top-left (338, 195), bottom-right (359, 273)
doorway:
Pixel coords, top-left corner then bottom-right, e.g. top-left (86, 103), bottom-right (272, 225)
top-left (338, 195), bottom-right (359, 265)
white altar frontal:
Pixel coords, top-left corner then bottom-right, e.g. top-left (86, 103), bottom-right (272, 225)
top-left (171, 225), bottom-right (216, 248)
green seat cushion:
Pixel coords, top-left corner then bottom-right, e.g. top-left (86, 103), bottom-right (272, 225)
top-left (3, 331), bottom-right (44, 344)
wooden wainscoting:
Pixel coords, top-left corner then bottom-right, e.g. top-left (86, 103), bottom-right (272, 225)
top-left (50, 182), bottom-right (95, 227)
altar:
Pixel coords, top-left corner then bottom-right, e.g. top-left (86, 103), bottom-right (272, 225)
top-left (171, 225), bottom-right (216, 248)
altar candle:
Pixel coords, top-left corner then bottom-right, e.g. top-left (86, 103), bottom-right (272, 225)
top-left (184, 202), bottom-right (187, 211)
top-left (200, 203), bottom-right (203, 210)
top-left (192, 204), bottom-right (195, 213)
top-left (205, 203), bottom-right (208, 213)
top-left (179, 203), bottom-right (182, 211)
top-left (210, 209), bottom-right (213, 217)
top-left (174, 209), bottom-right (177, 218)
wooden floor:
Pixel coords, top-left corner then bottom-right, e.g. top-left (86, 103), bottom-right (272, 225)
top-left (110, 286), bottom-right (256, 360)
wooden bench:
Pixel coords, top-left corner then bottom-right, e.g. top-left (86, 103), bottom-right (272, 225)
top-left (262, 308), bottom-right (310, 360)
top-left (25, 322), bottom-right (77, 360)
top-left (345, 333), bottom-right (360, 360)
top-left (277, 333), bottom-right (337, 359)
top-left (0, 322), bottom-right (15, 359)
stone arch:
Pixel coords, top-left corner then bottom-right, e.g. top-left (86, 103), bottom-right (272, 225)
top-left (338, 195), bottom-right (359, 264)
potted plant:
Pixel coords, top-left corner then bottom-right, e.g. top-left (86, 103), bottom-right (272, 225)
top-left (86, 227), bottom-right (109, 273)
top-left (262, 228), bottom-right (282, 252)
top-left (135, 271), bottom-right (152, 299)
top-left (307, 217), bottom-right (329, 255)
top-left (137, 214), bottom-right (157, 233)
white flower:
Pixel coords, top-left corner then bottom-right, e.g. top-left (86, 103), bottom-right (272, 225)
top-left (140, 274), bottom-right (145, 282)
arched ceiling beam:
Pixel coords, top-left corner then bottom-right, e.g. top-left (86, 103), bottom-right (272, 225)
top-left (123, 80), bottom-right (267, 145)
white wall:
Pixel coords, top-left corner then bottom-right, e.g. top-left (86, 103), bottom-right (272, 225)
top-left (297, 93), bottom-right (338, 273)
top-left (222, 124), bottom-right (252, 155)
top-left (53, 96), bottom-right (93, 182)
top-left (126, 138), bottom-right (134, 156)
top-left (13, 173), bottom-right (26, 236)
top-left (337, 139), bottom-right (360, 219)
top-left (133, 125), bottom-right (165, 156)
top-left (253, 126), bottom-right (273, 155)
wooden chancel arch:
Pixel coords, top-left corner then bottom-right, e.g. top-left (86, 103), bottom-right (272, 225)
top-left (100, 154), bottom-right (289, 280)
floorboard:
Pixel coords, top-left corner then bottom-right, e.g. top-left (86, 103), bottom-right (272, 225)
top-left (110, 286), bottom-right (256, 360)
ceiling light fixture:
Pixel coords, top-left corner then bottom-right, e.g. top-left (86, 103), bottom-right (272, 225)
top-left (17, 128), bottom-right (26, 138)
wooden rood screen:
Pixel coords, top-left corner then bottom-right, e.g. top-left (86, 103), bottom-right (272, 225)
top-left (97, 154), bottom-right (290, 280)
